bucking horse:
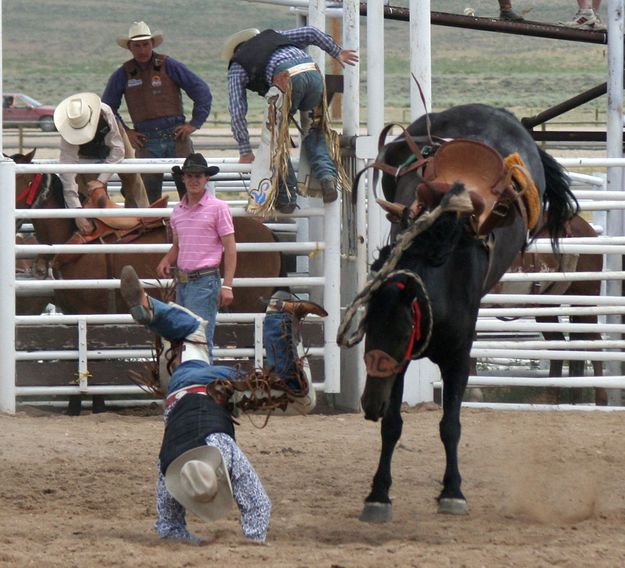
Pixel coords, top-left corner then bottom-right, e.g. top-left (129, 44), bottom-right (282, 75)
top-left (338, 103), bottom-right (578, 521)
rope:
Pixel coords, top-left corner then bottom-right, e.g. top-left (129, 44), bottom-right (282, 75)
top-left (337, 184), bottom-right (474, 348)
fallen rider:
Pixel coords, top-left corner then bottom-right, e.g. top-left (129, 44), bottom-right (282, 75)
top-left (119, 265), bottom-right (327, 544)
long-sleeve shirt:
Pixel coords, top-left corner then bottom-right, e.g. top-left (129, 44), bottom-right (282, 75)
top-left (102, 56), bottom-right (212, 132)
top-left (58, 102), bottom-right (124, 209)
top-left (155, 400), bottom-right (271, 543)
top-left (227, 26), bottom-right (342, 155)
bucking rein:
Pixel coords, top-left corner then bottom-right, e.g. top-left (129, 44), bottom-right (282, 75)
top-left (336, 124), bottom-right (541, 374)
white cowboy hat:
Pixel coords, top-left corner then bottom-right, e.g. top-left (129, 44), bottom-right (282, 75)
top-left (53, 92), bottom-right (102, 146)
top-left (117, 21), bottom-right (164, 49)
top-left (165, 446), bottom-right (233, 523)
top-left (221, 28), bottom-right (260, 61)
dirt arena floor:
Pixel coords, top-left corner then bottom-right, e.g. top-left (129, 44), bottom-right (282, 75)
top-left (2, 403), bottom-right (625, 568)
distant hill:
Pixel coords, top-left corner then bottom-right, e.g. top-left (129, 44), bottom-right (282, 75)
top-left (2, 0), bottom-right (608, 123)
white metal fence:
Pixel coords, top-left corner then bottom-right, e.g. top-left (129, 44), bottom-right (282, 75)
top-left (0, 158), bottom-right (341, 413)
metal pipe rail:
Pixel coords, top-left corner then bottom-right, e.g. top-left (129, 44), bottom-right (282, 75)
top-left (15, 241), bottom-right (324, 255)
top-left (476, 321), bottom-right (625, 333)
top-left (479, 306), bottom-right (625, 317)
top-left (16, 206), bottom-right (325, 219)
top-left (467, 376), bottom-right (625, 388)
top-left (16, 346), bottom-right (326, 362)
top-left (471, 348), bottom-right (625, 361)
top-left (15, 381), bottom-right (325, 398)
top-left (462, 403), bottom-right (625, 412)
top-left (474, 339), bottom-right (625, 349)
top-left (16, 276), bottom-right (325, 292)
top-left (482, 294), bottom-right (625, 305)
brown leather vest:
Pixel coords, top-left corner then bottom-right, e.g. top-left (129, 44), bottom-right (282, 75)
top-left (122, 53), bottom-right (183, 126)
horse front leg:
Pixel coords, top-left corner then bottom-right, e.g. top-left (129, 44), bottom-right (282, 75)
top-left (437, 356), bottom-right (469, 515)
top-left (360, 370), bottom-right (405, 523)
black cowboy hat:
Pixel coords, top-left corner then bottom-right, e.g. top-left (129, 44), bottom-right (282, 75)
top-left (172, 153), bottom-right (220, 177)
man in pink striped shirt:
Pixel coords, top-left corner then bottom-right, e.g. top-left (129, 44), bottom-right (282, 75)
top-left (157, 153), bottom-right (236, 361)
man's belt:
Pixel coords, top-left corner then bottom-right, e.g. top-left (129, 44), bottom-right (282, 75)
top-left (175, 267), bottom-right (220, 283)
top-left (286, 62), bottom-right (318, 77)
top-left (165, 384), bottom-right (208, 409)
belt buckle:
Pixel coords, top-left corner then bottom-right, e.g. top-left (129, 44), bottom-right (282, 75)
top-left (177, 270), bottom-right (189, 283)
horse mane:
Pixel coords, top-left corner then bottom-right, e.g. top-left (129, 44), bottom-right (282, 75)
top-left (42, 174), bottom-right (66, 208)
top-left (372, 213), bottom-right (466, 272)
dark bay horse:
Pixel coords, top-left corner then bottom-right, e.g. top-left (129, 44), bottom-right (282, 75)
top-left (13, 151), bottom-right (282, 415)
top-left (488, 213), bottom-right (604, 404)
top-left (343, 104), bottom-right (578, 521)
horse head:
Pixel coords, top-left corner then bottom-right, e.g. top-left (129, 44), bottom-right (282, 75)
top-left (6, 149), bottom-right (46, 233)
top-left (361, 272), bottom-right (432, 421)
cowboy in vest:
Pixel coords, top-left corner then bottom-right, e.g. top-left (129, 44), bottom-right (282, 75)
top-left (102, 21), bottom-right (213, 203)
top-left (119, 265), bottom-right (327, 543)
top-left (223, 26), bottom-right (358, 215)
top-left (54, 92), bottom-right (149, 235)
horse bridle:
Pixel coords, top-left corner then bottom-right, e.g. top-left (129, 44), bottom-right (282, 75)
top-left (16, 173), bottom-right (45, 207)
top-left (363, 280), bottom-right (427, 379)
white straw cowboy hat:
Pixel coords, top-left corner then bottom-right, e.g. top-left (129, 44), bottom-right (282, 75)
top-left (165, 446), bottom-right (233, 523)
top-left (221, 28), bottom-right (260, 61)
top-left (53, 92), bottom-right (102, 146)
top-left (117, 21), bottom-right (163, 49)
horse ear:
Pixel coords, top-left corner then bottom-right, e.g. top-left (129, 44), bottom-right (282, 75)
top-left (24, 149), bottom-right (37, 163)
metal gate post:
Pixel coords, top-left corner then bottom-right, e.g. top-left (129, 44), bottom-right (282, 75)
top-left (0, 158), bottom-right (16, 413)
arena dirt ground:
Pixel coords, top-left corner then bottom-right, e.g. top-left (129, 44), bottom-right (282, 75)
top-left (1, 403), bottom-right (625, 567)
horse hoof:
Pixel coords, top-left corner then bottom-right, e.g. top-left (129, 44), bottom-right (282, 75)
top-left (438, 498), bottom-right (468, 515)
top-left (66, 396), bottom-right (82, 416)
top-left (359, 502), bottom-right (393, 523)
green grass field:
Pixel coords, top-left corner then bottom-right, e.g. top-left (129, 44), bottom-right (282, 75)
top-left (2, 0), bottom-right (609, 124)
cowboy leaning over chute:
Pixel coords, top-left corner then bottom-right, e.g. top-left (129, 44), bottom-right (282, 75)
top-left (222, 26), bottom-right (358, 215)
top-left (54, 92), bottom-right (149, 234)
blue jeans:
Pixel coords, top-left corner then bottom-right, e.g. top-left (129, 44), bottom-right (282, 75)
top-left (148, 298), bottom-right (240, 395)
top-left (263, 312), bottom-right (300, 389)
top-left (272, 59), bottom-right (337, 205)
top-left (286, 62), bottom-right (336, 181)
top-left (148, 298), bottom-right (302, 393)
top-left (175, 272), bottom-right (221, 363)
top-left (136, 129), bottom-right (193, 203)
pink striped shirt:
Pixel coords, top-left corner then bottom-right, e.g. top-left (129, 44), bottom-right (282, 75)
top-left (170, 190), bottom-right (235, 272)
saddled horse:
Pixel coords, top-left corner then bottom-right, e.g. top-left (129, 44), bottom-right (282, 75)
top-left (339, 104), bottom-right (578, 521)
top-left (13, 150), bottom-right (282, 414)
top-left (13, 150), bottom-right (282, 314)
top-left (487, 213), bottom-right (604, 404)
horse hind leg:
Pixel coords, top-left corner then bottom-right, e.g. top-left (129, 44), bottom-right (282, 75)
top-left (360, 371), bottom-right (405, 523)
top-left (537, 315), bottom-right (565, 404)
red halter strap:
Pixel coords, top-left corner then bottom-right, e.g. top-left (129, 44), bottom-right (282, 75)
top-left (390, 282), bottom-right (423, 364)
top-left (16, 173), bottom-right (43, 206)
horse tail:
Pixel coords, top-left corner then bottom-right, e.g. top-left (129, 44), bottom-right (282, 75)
top-left (538, 147), bottom-right (579, 253)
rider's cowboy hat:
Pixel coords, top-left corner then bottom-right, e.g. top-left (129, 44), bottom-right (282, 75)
top-left (117, 21), bottom-right (163, 49)
top-left (172, 153), bottom-right (220, 177)
top-left (221, 28), bottom-right (260, 61)
top-left (54, 92), bottom-right (102, 146)
top-left (165, 446), bottom-right (233, 522)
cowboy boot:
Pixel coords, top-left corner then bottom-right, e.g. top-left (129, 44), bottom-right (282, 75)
top-left (263, 291), bottom-right (327, 413)
top-left (266, 290), bottom-right (328, 319)
top-left (119, 265), bottom-right (153, 324)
